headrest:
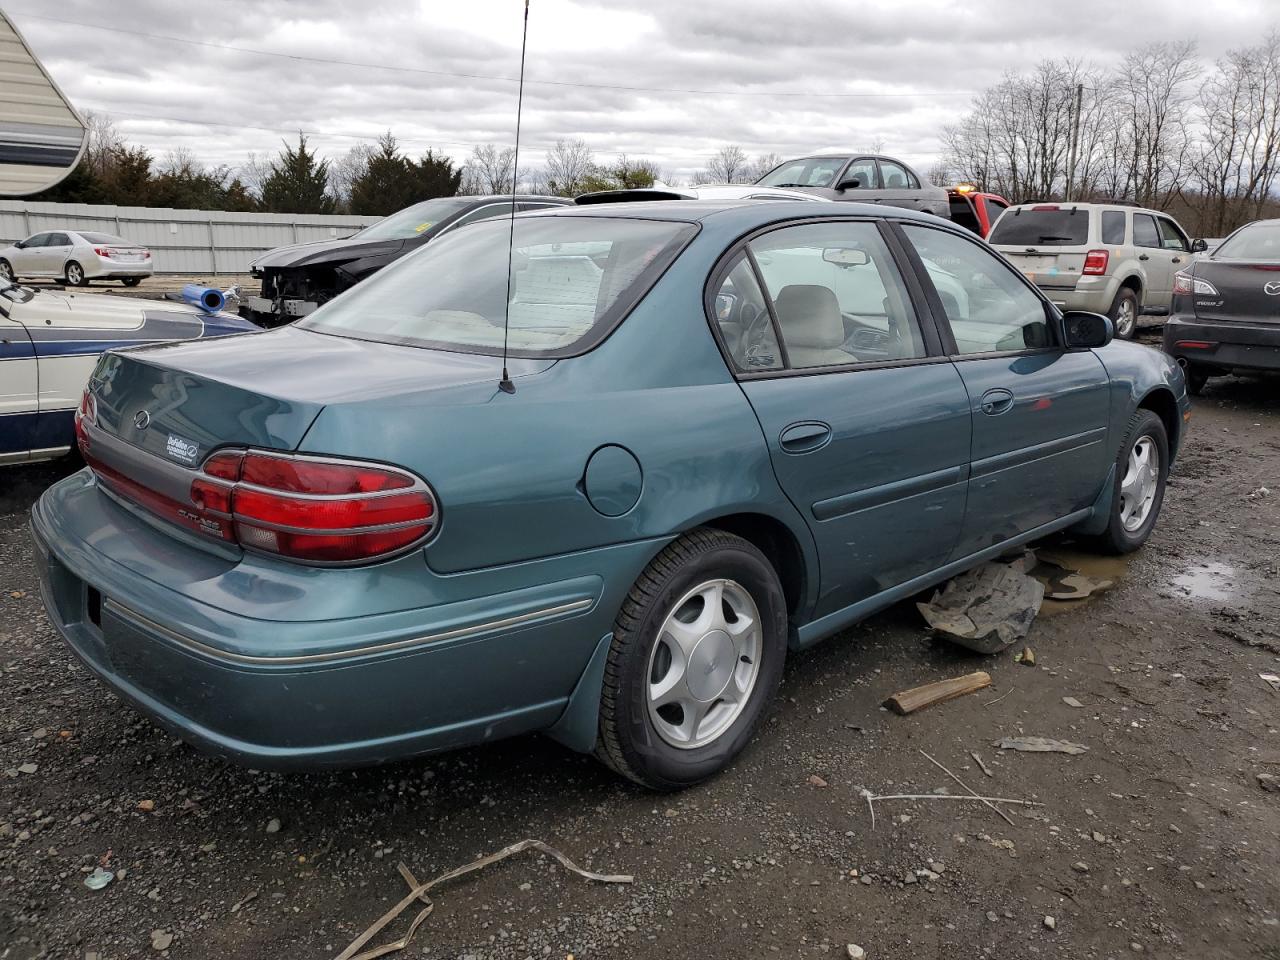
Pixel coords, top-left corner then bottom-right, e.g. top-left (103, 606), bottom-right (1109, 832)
top-left (774, 285), bottom-right (843, 348)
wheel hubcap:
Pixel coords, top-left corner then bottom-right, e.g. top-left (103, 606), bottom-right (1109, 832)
top-left (646, 578), bottom-right (762, 750)
top-left (1117, 299), bottom-right (1135, 335)
top-left (69, 266), bottom-right (81, 283)
top-left (1119, 436), bottom-right (1160, 532)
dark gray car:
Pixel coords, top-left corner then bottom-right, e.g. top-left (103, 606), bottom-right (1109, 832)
top-left (755, 153), bottom-right (949, 217)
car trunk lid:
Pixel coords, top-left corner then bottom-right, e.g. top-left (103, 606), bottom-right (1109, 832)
top-left (81, 326), bottom-right (550, 553)
top-left (1190, 260), bottom-right (1280, 323)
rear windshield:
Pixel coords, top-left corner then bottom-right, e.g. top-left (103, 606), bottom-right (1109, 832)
top-left (1212, 222), bottom-right (1280, 260)
top-left (988, 208), bottom-right (1089, 246)
top-left (79, 232), bottom-right (129, 244)
top-left (756, 157), bottom-right (846, 188)
top-left (301, 215), bottom-right (696, 357)
top-left (355, 198), bottom-right (474, 241)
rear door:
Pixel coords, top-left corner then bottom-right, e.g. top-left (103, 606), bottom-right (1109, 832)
top-left (876, 158), bottom-right (923, 212)
top-left (0, 300), bottom-right (37, 459)
top-left (1133, 213), bottom-right (1173, 307)
top-left (44, 232), bottom-right (73, 277)
top-left (716, 218), bottom-right (971, 618)
top-left (897, 223), bottom-right (1112, 557)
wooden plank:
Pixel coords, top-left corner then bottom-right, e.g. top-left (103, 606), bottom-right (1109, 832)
top-left (883, 671), bottom-right (992, 715)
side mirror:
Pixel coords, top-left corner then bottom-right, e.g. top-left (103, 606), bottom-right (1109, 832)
top-left (835, 177), bottom-right (864, 191)
top-left (1063, 310), bottom-right (1113, 349)
top-left (13, 240), bottom-right (24, 249)
top-left (1191, 238), bottom-right (1208, 253)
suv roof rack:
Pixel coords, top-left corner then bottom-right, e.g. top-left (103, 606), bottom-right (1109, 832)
top-left (1018, 198), bottom-right (1143, 208)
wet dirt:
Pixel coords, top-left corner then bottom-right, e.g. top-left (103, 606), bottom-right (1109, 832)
top-left (1, 373), bottom-right (1278, 960)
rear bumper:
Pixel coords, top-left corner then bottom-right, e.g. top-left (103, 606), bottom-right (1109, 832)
top-left (1163, 315), bottom-right (1280, 373)
top-left (31, 471), bottom-right (659, 768)
top-left (1037, 277), bottom-right (1113, 314)
top-left (85, 259), bottom-right (153, 278)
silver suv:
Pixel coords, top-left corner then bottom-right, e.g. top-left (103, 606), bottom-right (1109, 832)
top-left (988, 202), bottom-right (1208, 338)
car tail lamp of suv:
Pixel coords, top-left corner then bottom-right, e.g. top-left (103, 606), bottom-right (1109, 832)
top-left (1082, 249), bottom-right (1110, 276)
top-left (77, 396), bottom-right (437, 564)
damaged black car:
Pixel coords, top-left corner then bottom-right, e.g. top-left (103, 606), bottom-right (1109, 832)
top-left (242, 194), bottom-right (571, 325)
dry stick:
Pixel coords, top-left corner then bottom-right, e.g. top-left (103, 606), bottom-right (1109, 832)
top-left (920, 749), bottom-right (1015, 827)
top-left (869, 794), bottom-right (1042, 805)
top-left (334, 839), bottom-right (633, 960)
top-left (970, 751), bottom-right (994, 777)
top-left (984, 688), bottom-right (1014, 707)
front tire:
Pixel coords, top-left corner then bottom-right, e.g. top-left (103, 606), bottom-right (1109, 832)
top-left (121, 277), bottom-right (142, 287)
top-left (1093, 409), bottom-right (1169, 554)
top-left (596, 528), bottom-right (788, 790)
top-left (65, 261), bottom-right (87, 286)
top-left (1109, 287), bottom-right (1140, 340)
top-left (0, 259), bottom-right (13, 283)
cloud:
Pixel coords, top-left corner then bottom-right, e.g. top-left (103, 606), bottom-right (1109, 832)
top-left (8, 0), bottom-right (1280, 182)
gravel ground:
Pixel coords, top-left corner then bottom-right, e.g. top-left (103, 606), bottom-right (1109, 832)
top-left (1, 369), bottom-right (1278, 960)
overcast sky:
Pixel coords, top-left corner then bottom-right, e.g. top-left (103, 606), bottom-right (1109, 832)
top-left (10, 0), bottom-right (1280, 183)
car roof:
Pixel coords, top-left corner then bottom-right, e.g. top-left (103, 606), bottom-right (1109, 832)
top-left (525, 198), bottom-right (947, 229)
top-left (1004, 201), bottom-right (1160, 215)
top-left (469, 194), bottom-right (570, 204)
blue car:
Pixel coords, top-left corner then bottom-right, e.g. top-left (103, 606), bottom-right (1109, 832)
top-left (31, 201), bottom-right (1189, 789)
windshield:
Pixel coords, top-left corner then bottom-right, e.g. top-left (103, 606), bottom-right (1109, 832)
top-left (756, 157), bottom-right (847, 188)
top-left (988, 208), bottom-right (1090, 246)
top-left (301, 215), bottom-right (696, 357)
top-left (1213, 222), bottom-right (1280, 260)
top-left (354, 198), bottom-right (475, 241)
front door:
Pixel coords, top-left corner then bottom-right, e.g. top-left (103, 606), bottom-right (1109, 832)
top-left (11, 233), bottom-right (47, 276)
top-left (898, 223), bottom-right (1113, 558)
top-left (713, 219), bottom-right (971, 618)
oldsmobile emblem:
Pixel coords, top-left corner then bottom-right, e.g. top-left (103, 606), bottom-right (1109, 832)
top-left (133, 409), bottom-right (151, 430)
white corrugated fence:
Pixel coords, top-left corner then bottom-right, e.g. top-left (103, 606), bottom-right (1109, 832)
top-left (0, 200), bottom-right (381, 274)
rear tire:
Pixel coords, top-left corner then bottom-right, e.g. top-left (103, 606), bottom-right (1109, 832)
top-left (1091, 409), bottom-right (1168, 554)
top-left (1109, 287), bottom-right (1140, 340)
top-left (0, 259), bottom-right (12, 282)
top-left (65, 261), bottom-right (87, 286)
top-left (595, 528), bottom-right (788, 790)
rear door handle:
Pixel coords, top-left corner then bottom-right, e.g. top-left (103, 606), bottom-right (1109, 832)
top-left (1171, 256), bottom-right (1182, 264)
top-left (779, 421), bottom-right (832, 453)
top-left (1138, 254), bottom-right (1150, 261)
top-left (979, 387), bottom-right (1015, 416)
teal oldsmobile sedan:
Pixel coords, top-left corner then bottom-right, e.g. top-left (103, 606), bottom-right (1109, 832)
top-left (31, 201), bottom-right (1189, 790)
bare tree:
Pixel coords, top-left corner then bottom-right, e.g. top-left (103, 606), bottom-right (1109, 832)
top-left (747, 151), bottom-right (783, 182)
top-left (462, 143), bottom-right (517, 195)
top-left (544, 138), bottom-right (596, 196)
top-left (329, 143), bottom-right (373, 211)
top-left (81, 110), bottom-right (124, 176)
top-left (694, 145), bottom-right (750, 184)
top-left (1112, 41), bottom-right (1199, 208)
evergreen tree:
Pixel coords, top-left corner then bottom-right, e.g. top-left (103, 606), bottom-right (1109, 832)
top-left (349, 134), bottom-right (461, 215)
top-left (260, 134), bottom-right (334, 214)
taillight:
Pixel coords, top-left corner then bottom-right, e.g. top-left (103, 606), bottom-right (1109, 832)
top-left (143, 251), bottom-right (151, 259)
top-left (73, 388), bottom-right (95, 451)
top-left (184, 450), bottom-right (437, 563)
top-left (93, 246), bottom-right (111, 257)
top-left (1173, 271), bottom-right (1217, 296)
top-left (1082, 249), bottom-right (1109, 275)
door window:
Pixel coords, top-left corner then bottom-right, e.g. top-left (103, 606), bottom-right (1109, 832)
top-left (1101, 210), bottom-right (1126, 245)
top-left (902, 225), bottom-right (1052, 355)
top-left (1133, 214), bottom-right (1161, 248)
top-left (747, 221), bottom-right (924, 369)
top-left (450, 203), bottom-right (513, 229)
top-left (878, 160), bottom-right (918, 190)
top-left (1156, 217), bottom-right (1189, 252)
top-left (47, 233), bottom-right (69, 246)
top-left (838, 158), bottom-right (879, 190)
top-left (22, 233), bottom-right (48, 247)
top-left (711, 254), bottom-right (783, 372)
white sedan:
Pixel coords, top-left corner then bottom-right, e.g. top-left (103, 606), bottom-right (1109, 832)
top-left (0, 230), bottom-right (154, 286)
top-left (1, 282), bottom-right (257, 465)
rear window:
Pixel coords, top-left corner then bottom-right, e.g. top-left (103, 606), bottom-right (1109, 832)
top-left (301, 216), bottom-right (695, 357)
top-left (988, 208), bottom-right (1089, 246)
top-left (1101, 211), bottom-right (1126, 245)
top-left (79, 232), bottom-right (129, 244)
top-left (1211, 222), bottom-right (1280, 259)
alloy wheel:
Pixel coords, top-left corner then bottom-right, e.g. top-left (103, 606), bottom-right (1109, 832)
top-left (66, 263), bottom-right (83, 285)
top-left (1115, 298), bottom-right (1136, 338)
top-left (1119, 436), bottom-right (1160, 532)
top-left (645, 578), bottom-right (762, 749)
top-left (0, 261), bottom-right (12, 282)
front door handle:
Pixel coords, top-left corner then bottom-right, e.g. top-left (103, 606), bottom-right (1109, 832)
top-left (779, 421), bottom-right (832, 453)
top-left (979, 387), bottom-right (1015, 416)
top-left (1138, 254), bottom-right (1150, 261)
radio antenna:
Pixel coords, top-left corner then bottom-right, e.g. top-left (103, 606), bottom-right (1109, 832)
top-left (498, 0), bottom-right (531, 396)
